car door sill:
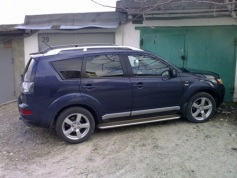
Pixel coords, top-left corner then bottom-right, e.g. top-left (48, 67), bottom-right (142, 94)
top-left (98, 114), bottom-right (181, 129)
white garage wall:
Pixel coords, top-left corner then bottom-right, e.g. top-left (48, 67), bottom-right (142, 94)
top-left (115, 23), bottom-right (140, 48)
top-left (24, 33), bottom-right (38, 64)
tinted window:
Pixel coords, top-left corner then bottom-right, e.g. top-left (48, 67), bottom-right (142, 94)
top-left (52, 58), bottom-right (82, 80)
top-left (128, 55), bottom-right (169, 76)
top-left (85, 55), bottom-right (123, 78)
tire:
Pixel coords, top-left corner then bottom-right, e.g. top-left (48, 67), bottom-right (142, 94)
top-left (56, 107), bottom-right (95, 144)
top-left (186, 92), bottom-right (216, 123)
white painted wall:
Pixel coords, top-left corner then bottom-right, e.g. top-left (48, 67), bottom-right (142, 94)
top-left (115, 22), bottom-right (140, 48)
top-left (24, 32), bottom-right (38, 64)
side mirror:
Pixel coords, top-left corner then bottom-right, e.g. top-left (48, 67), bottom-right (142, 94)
top-left (134, 59), bottom-right (139, 67)
top-left (171, 69), bottom-right (177, 77)
top-left (161, 70), bottom-right (171, 80)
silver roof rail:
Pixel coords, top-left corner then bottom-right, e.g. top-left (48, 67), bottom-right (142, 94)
top-left (42, 43), bottom-right (118, 53)
top-left (30, 44), bottom-right (143, 58)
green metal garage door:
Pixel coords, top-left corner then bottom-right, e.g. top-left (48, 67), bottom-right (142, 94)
top-left (139, 26), bottom-right (237, 102)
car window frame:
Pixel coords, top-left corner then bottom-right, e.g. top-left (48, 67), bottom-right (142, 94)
top-left (122, 52), bottom-right (171, 78)
top-left (81, 52), bottom-right (129, 79)
top-left (51, 57), bottom-right (83, 81)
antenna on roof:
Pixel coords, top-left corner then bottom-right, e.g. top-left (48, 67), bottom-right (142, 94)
top-left (43, 42), bottom-right (53, 50)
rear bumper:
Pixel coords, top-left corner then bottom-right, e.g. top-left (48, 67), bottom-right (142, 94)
top-left (19, 116), bottom-right (38, 127)
top-left (18, 97), bottom-right (42, 127)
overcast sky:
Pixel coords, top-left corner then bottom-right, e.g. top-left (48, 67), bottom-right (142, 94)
top-left (0, 0), bottom-right (118, 25)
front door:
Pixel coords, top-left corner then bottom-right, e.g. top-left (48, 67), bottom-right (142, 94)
top-left (80, 54), bottom-right (132, 120)
top-left (125, 54), bottom-right (183, 115)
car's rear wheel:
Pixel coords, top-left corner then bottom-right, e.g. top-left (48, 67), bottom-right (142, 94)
top-left (56, 107), bottom-right (95, 144)
top-left (186, 92), bottom-right (216, 123)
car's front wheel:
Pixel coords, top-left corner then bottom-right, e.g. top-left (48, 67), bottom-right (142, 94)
top-left (56, 107), bottom-right (95, 144)
top-left (186, 92), bottom-right (216, 123)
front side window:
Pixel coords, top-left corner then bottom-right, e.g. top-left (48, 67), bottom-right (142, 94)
top-left (51, 58), bottom-right (82, 80)
top-left (85, 55), bottom-right (124, 78)
top-left (128, 55), bottom-right (169, 76)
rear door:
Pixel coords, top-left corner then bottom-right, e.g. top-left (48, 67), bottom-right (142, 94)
top-left (80, 53), bottom-right (132, 120)
top-left (125, 53), bottom-right (184, 115)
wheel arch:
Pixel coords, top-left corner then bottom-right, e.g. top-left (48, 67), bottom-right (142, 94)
top-left (181, 88), bottom-right (218, 116)
top-left (49, 104), bottom-right (101, 130)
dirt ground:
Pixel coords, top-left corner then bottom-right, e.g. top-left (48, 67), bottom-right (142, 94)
top-left (0, 102), bottom-right (236, 178)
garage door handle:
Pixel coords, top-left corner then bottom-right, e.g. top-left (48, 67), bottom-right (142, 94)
top-left (82, 84), bottom-right (95, 90)
top-left (133, 82), bottom-right (143, 89)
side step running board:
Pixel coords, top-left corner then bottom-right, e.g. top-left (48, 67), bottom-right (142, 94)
top-left (98, 114), bottom-right (181, 129)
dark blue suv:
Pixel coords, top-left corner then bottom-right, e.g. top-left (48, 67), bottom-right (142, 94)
top-left (18, 45), bottom-right (225, 144)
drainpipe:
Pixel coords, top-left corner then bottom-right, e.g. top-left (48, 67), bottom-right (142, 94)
top-left (225, 0), bottom-right (237, 20)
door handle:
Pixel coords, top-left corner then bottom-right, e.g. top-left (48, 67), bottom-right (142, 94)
top-left (133, 82), bottom-right (143, 89)
top-left (82, 84), bottom-right (95, 90)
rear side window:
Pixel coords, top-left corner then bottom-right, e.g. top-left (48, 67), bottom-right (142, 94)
top-left (85, 55), bottom-right (123, 78)
top-left (51, 58), bottom-right (82, 80)
top-left (24, 58), bottom-right (37, 82)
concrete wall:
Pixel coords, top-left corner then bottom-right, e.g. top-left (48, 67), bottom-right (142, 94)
top-left (12, 39), bottom-right (25, 97)
top-left (116, 17), bottom-right (237, 101)
top-left (24, 33), bottom-right (38, 64)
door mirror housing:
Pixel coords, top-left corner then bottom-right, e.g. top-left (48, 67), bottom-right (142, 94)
top-left (161, 70), bottom-right (171, 80)
top-left (171, 69), bottom-right (177, 77)
top-left (161, 68), bottom-right (177, 80)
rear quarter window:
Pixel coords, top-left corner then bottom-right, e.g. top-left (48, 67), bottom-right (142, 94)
top-left (51, 58), bottom-right (82, 80)
top-left (24, 58), bottom-right (37, 82)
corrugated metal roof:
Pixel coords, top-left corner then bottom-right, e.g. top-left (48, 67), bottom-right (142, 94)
top-left (0, 25), bottom-right (18, 32)
top-left (16, 11), bottom-right (126, 30)
top-left (116, 0), bottom-right (236, 18)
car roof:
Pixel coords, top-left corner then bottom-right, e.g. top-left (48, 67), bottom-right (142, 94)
top-left (30, 44), bottom-right (143, 58)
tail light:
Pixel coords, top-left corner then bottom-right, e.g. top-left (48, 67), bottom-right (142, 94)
top-left (21, 82), bottom-right (34, 94)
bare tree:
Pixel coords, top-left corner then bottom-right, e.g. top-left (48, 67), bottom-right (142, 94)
top-left (91, 0), bottom-right (237, 21)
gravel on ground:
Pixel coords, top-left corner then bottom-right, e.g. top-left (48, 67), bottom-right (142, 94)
top-left (0, 102), bottom-right (237, 178)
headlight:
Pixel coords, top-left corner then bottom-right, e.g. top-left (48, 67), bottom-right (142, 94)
top-left (207, 78), bottom-right (217, 84)
top-left (204, 75), bottom-right (223, 85)
top-left (217, 79), bottom-right (223, 84)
